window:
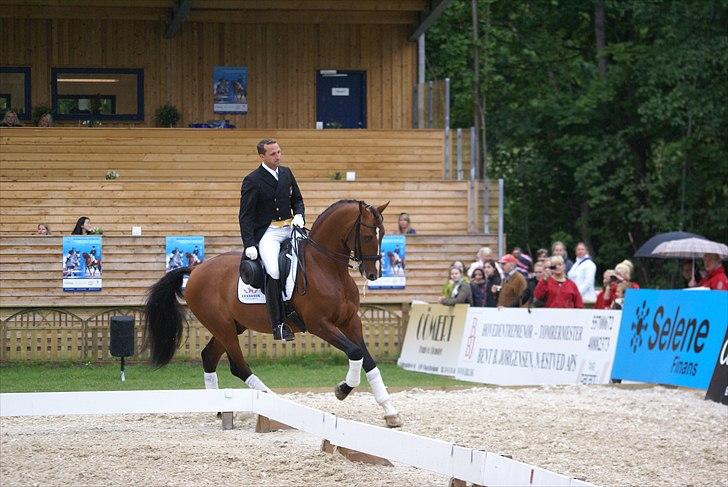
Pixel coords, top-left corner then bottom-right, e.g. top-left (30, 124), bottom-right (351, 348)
top-left (51, 68), bottom-right (143, 121)
top-left (0, 67), bottom-right (31, 120)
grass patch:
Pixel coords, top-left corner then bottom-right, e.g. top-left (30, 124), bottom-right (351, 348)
top-left (0, 354), bottom-right (473, 393)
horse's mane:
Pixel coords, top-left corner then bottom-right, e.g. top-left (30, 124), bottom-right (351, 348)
top-left (310, 199), bottom-right (359, 231)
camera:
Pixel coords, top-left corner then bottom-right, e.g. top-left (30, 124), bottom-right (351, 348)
top-left (610, 275), bottom-right (619, 282)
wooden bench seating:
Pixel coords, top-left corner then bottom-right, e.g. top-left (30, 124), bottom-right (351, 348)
top-left (0, 127), bottom-right (448, 181)
top-left (0, 179), bottom-right (499, 236)
top-left (0, 235), bottom-right (494, 307)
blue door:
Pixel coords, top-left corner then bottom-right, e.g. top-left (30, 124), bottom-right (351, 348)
top-left (316, 70), bottom-right (366, 129)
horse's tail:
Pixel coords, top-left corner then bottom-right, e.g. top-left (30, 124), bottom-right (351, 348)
top-left (142, 266), bottom-right (190, 367)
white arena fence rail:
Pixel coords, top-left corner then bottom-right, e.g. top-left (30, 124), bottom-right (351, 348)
top-left (0, 389), bottom-right (594, 486)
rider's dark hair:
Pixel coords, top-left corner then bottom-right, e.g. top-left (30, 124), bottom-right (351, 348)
top-left (257, 138), bottom-right (277, 155)
top-left (71, 216), bottom-right (89, 235)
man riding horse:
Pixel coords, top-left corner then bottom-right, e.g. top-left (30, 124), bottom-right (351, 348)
top-left (239, 138), bottom-right (304, 342)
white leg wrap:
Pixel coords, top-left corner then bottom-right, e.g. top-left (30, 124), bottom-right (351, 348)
top-left (245, 374), bottom-right (272, 393)
top-left (345, 358), bottom-right (363, 388)
top-left (203, 372), bottom-right (219, 390)
top-left (366, 368), bottom-right (398, 416)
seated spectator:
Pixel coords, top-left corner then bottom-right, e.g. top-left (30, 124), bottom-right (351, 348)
top-left (551, 241), bottom-right (574, 273)
top-left (496, 254), bottom-right (527, 308)
top-left (396, 212), bottom-right (416, 235)
top-left (521, 260), bottom-right (545, 308)
top-left (37, 112), bottom-right (53, 127)
top-left (71, 216), bottom-right (94, 235)
top-left (0, 110), bottom-right (22, 127)
top-left (567, 242), bottom-right (597, 303)
top-left (680, 260), bottom-right (702, 288)
top-left (512, 247), bottom-right (533, 277)
top-left (440, 266), bottom-right (473, 306)
top-left (534, 256), bottom-right (584, 308)
top-left (467, 246), bottom-right (501, 278)
top-left (482, 260), bottom-right (501, 307)
top-left (470, 268), bottom-right (488, 307)
top-left (35, 223), bottom-right (51, 235)
top-left (595, 269), bottom-right (617, 309)
top-left (698, 253), bottom-right (728, 291)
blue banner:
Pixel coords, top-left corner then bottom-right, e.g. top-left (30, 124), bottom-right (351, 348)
top-left (213, 66), bottom-right (248, 114)
top-left (368, 235), bottom-right (406, 289)
top-left (611, 289), bottom-right (728, 389)
top-left (62, 236), bottom-right (102, 291)
top-left (165, 236), bottom-right (204, 272)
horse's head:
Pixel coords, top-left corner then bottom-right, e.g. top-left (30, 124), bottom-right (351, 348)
top-left (348, 201), bottom-right (389, 281)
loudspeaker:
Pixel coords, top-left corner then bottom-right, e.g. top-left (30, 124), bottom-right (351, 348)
top-left (110, 316), bottom-right (135, 357)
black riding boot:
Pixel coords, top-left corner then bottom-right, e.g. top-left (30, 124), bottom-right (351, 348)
top-left (265, 277), bottom-right (294, 341)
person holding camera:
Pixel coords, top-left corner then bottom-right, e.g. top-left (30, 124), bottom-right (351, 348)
top-left (534, 256), bottom-right (584, 308)
top-left (595, 269), bottom-right (617, 309)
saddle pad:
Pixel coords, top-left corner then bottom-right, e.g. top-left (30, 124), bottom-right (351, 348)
top-left (237, 241), bottom-right (298, 304)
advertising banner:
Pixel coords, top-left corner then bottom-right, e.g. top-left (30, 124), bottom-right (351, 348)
top-left (611, 289), bottom-right (728, 389)
top-left (62, 236), bottom-right (102, 291)
top-left (165, 236), bottom-right (204, 272)
top-left (397, 303), bottom-right (469, 376)
top-left (213, 66), bottom-right (248, 114)
top-left (705, 325), bottom-right (728, 405)
top-left (455, 308), bottom-right (621, 385)
top-left (368, 235), bottom-right (406, 289)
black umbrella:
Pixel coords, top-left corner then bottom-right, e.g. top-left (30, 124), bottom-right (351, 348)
top-left (634, 231), bottom-right (708, 258)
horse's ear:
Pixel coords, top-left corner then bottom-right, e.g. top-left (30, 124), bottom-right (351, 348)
top-left (377, 202), bottom-right (390, 214)
top-left (358, 201), bottom-right (367, 215)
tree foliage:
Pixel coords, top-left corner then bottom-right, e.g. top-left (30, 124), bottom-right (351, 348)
top-left (427, 0), bottom-right (728, 282)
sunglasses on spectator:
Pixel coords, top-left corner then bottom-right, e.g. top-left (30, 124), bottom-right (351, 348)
top-left (549, 265), bottom-right (558, 270)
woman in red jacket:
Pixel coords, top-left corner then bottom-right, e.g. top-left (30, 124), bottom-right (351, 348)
top-left (534, 256), bottom-right (584, 308)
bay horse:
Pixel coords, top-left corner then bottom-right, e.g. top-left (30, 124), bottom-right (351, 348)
top-left (143, 200), bottom-right (403, 428)
top-left (82, 252), bottom-right (101, 276)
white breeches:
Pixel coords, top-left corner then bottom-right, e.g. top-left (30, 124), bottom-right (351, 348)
top-left (258, 225), bottom-right (292, 279)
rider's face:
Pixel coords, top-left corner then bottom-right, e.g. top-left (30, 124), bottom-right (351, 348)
top-left (260, 143), bottom-right (282, 171)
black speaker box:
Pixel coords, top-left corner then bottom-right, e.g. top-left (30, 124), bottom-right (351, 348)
top-left (110, 316), bottom-right (135, 357)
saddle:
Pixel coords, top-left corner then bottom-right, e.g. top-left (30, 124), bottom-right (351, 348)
top-left (238, 237), bottom-right (306, 332)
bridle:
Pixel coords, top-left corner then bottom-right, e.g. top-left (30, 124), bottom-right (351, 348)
top-left (295, 203), bottom-right (384, 281)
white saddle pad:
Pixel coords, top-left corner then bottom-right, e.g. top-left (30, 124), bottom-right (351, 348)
top-left (237, 240), bottom-right (299, 304)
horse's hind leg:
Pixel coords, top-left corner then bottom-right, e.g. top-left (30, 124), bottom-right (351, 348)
top-left (216, 323), bottom-right (271, 393)
top-left (339, 315), bottom-right (403, 428)
top-left (201, 336), bottom-right (226, 390)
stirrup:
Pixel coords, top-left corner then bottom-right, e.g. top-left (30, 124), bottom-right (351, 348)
top-left (272, 324), bottom-right (294, 342)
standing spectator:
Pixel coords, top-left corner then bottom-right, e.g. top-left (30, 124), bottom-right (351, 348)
top-left (535, 248), bottom-right (550, 263)
top-left (467, 246), bottom-right (502, 278)
top-left (567, 242), bottom-right (597, 303)
top-left (698, 253), bottom-right (728, 290)
top-left (680, 260), bottom-right (702, 288)
top-left (482, 260), bottom-right (501, 307)
top-left (534, 256), bottom-right (584, 308)
top-left (440, 266), bottom-right (472, 305)
top-left (595, 269), bottom-right (617, 309)
top-left (551, 241), bottom-right (574, 273)
top-left (521, 260), bottom-right (545, 308)
top-left (71, 216), bottom-right (93, 235)
top-left (470, 268), bottom-right (488, 307)
top-left (35, 223), bottom-right (51, 235)
top-left (396, 212), bottom-right (416, 235)
top-left (511, 247), bottom-right (533, 277)
top-left (496, 254), bottom-right (527, 308)
top-left (614, 261), bottom-right (639, 290)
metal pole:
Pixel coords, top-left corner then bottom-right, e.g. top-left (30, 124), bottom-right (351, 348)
top-left (456, 128), bottom-right (463, 180)
top-left (468, 129), bottom-right (476, 232)
top-left (418, 34), bottom-right (425, 85)
top-left (427, 81), bottom-right (434, 128)
top-left (443, 78), bottom-right (451, 179)
top-left (498, 178), bottom-right (504, 256)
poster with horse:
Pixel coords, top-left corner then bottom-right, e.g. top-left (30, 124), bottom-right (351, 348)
top-left (62, 235), bottom-right (102, 292)
top-left (368, 234), bottom-right (406, 289)
top-left (165, 236), bottom-right (204, 273)
top-left (213, 66), bottom-right (248, 114)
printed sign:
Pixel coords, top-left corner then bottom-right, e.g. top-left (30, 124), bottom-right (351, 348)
top-left (705, 326), bottom-right (728, 405)
top-left (213, 66), bottom-right (248, 114)
top-left (368, 235), bottom-right (406, 289)
top-left (455, 308), bottom-right (621, 385)
top-left (397, 303), bottom-right (469, 376)
top-left (165, 236), bottom-right (204, 272)
top-left (332, 87), bottom-right (350, 96)
top-left (611, 289), bottom-right (728, 389)
top-left (62, 236), bottom-right (102, 292)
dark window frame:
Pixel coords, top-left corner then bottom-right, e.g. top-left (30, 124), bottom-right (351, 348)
top-left (51, 67), bottom-right (143, 122)
top-left (0, 67), bottom-right (32, 120)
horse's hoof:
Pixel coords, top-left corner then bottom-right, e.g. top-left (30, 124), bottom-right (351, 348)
top-left (384, 414), bottom-right (403, 428)
top-left (335, 381), bottom-right (353, 401)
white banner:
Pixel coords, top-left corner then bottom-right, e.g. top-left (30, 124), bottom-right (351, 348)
top-left (397, 303), bottom-right (469, 376)
top-left (456, 308), bottom-right (622, 385)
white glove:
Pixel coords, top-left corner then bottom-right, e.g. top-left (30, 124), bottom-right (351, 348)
top-left (292, 214), bottom-right (304, 228)
top-left (244, 246), bottom-right (258, 260)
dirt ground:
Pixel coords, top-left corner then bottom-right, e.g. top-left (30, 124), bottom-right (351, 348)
top-left (1, 385), bottom-right (726, 487)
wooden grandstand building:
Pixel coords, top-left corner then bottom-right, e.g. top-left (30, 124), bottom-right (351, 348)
top-left (0, 0), bottom-right (501, 362)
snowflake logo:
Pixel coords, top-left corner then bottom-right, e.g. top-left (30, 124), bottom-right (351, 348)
top-left (629, 300), bottom-right (650, 352)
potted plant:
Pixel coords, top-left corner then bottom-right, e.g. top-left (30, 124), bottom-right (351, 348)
top-left (154, 103), bottom-right (181, 127)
